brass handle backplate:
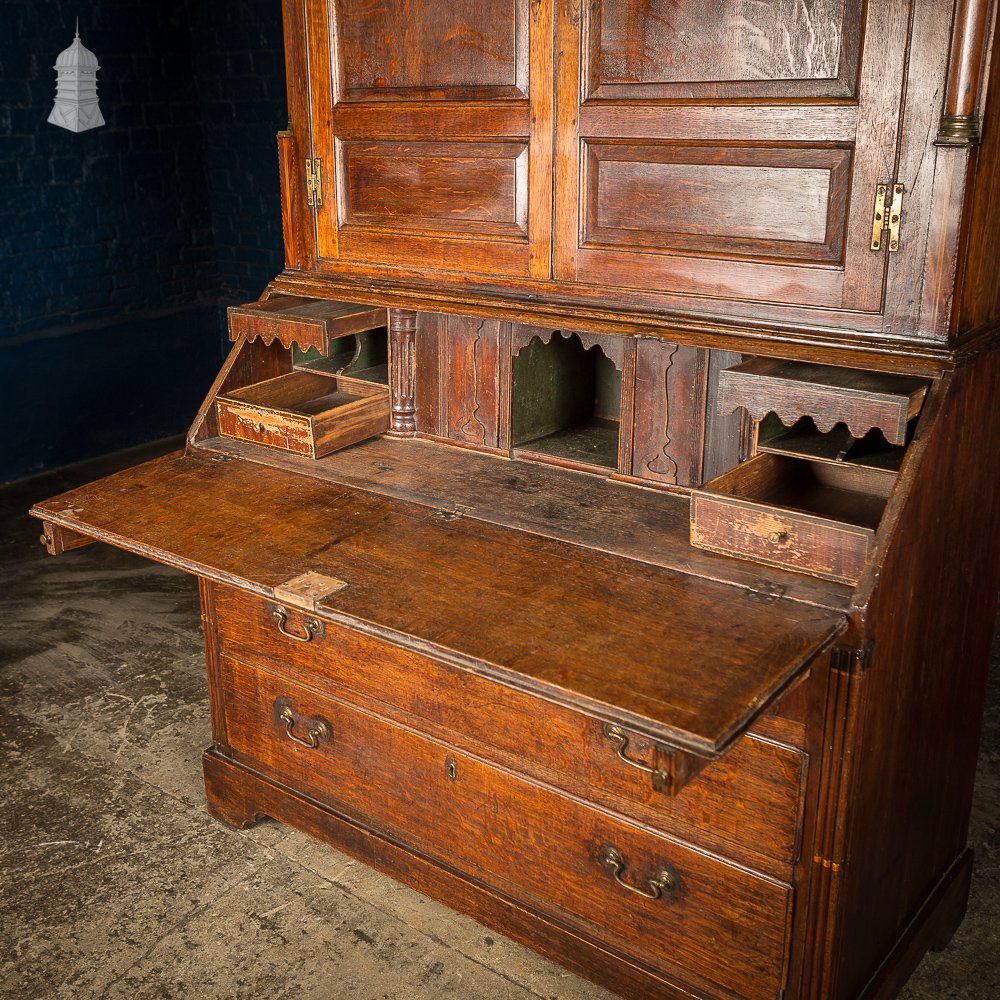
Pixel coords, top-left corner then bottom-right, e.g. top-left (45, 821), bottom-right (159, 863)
top-left (278, 704), bottom-right (331, 750)
top-left (602, 722), bottom-right (671, 792)
top-left (600, 845), bottom-right (677, 901)
top-left (272, 605), bottom-right (321, 643)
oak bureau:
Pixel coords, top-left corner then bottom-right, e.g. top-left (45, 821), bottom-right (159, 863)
top-left (32, 2), bottom-right (1000, 998)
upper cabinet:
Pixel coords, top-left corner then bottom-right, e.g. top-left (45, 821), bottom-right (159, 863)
top-left (288, 0), bottom-right (997, 350)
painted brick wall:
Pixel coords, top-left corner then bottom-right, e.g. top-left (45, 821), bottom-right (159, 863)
top-left (190, 3), bottom-right (288, 303)
top-left (0, 0), bottom-right (287, 482)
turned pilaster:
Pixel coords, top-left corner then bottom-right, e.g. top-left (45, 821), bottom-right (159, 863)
top-left (388, 308), bottom-right (418, 437)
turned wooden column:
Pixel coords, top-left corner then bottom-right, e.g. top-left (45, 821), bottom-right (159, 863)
top-left (388, 308), bottom-right (417, 437)
top-left (937, 0), bottom-right (994, 145)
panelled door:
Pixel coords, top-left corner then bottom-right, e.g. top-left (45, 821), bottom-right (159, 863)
top-left (306, 0), bottom-right (552, 280)
top-left (554, 0), bottom-right (912, 314)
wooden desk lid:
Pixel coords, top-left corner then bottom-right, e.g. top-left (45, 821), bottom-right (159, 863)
top-left (227, 295), bottom-right (386, 354)
top-left (718, 358), bottom-right (929, 445)
top-left (32, 450), bottom-right (845, 759)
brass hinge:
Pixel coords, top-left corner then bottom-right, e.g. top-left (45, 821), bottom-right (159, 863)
top-left (305, 158), bottom-right (323, 208)
top-left (870, 182), bottom-right (903, 253)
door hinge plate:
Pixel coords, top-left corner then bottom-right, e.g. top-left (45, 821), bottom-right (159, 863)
top-left (306, 158), bottom-right (323, 208)
top-left (870, 182), bottom-right (903, 253)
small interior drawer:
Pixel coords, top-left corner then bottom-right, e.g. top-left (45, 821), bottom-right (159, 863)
top-left (216, 370), bottom-right (389, 458)
top-left (691, 453), bottom-right (895, 584)
top-left (717, 358), bottom-right (928, 446)
top-left (227, 296), bottom-right (386, 354)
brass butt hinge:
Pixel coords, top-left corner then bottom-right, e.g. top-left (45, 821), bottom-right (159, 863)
top-left (831, 642), bottom-right (874, 675)
top-left (305, 158), bottom-right (323, 208)
top-left (870, 182), bottom-right (903, 253)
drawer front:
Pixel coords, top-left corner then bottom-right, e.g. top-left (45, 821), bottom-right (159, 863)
top-left (216, 398), bottom-right (314, 455)
top-left (221, 656), bottom-right (792, 1000)
top-left (212, 584), bottom-right (806, 869)
top-left (691, 493), bottom-right (872, 585)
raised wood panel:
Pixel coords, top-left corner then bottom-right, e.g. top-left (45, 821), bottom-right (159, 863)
top-left (555, 0), bottom-right (913, 314)
top-left (631, 341), bottom-right (708, 487)
top-left (442, 316), bottom-right (502, 447)
top-left (308, 0), bottom-right (552, 281)
top-left (586, 0), bottom-right (863, 99)
top-left (584, 144), bottom-right (850, 263)
top-left (334, 0), bottom-right (529, 101)
top-left (340, 141), bottom-right (529, 236)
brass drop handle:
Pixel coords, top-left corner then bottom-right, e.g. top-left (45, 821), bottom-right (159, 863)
top-left (272, 606), bottom-right (321, 643)
top-left (766, 530), bottom-right (788, 544)
top-left (602, 723), bottom-right (670, 792)
top-left (600, 845), bottom-right (677, 901)
top-left (279, 705), bottom-right (331, 749)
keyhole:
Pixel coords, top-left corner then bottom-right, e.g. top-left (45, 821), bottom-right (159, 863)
top-left (445, 759), bottom-right (457, 781)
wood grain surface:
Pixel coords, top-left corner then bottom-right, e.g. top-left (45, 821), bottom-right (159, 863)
top-left (31, 449), bottom-right (844, 757)
top-left (221, 654), bottom-right (794, 1000)
top-left (211, 581), bottom-right (808, 872)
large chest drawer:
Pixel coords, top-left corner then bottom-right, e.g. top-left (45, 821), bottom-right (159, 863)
top-left (220, 655), bottom-right (793, 1000)
top-left (212, 584), bottom-right (807, 871)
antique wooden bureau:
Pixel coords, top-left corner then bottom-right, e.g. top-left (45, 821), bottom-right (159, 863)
top-left (31, 2), bottom-right (1000, 998)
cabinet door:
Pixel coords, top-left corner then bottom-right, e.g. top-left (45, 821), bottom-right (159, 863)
top-left (305, 0), bottom-right (552, 280)
top-left (554, 0), bottom-right (911, 315)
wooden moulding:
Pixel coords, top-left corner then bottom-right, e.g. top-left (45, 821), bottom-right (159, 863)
top-left (277, 130), bottom-right (306, 269)
top-left (690, 453), bottom-right (896, 585)
top-left (215, 370), bottom-right (389, 458)
top-left (227, 295), bottom-right (387, 354)
top-left (717, 358), bottom-right (929, 446)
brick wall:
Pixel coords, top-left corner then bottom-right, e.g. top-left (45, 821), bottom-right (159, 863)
top-left (0, 0), bottom-right (287, 482)
top-left (190, 2), bottom-right (288, 303)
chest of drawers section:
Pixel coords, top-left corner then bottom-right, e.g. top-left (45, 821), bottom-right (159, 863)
top-left (203, 582), bottom-right (809, 1000)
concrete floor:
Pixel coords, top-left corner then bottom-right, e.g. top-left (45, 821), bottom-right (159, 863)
top-left (1, 440), bottom-right (997, 1000)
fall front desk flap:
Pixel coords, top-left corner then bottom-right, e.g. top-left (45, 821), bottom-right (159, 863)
top-left (31, 449), bottom-right (845, 767)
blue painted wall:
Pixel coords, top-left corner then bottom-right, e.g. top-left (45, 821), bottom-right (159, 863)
top-left (0, 1), bottom-right (288, 482)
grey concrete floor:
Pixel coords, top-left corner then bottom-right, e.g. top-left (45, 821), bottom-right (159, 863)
top-left (0, 439), bottom-right (997, 1000)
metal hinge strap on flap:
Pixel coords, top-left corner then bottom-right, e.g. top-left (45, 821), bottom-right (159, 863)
top-left (306, 158), bottom-right (323, 208)
top-left (870, 182), bottom-right (903, 253)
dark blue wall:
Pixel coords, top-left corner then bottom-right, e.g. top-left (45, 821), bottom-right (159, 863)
top-left (0, 0), bottom-right (287, 482)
